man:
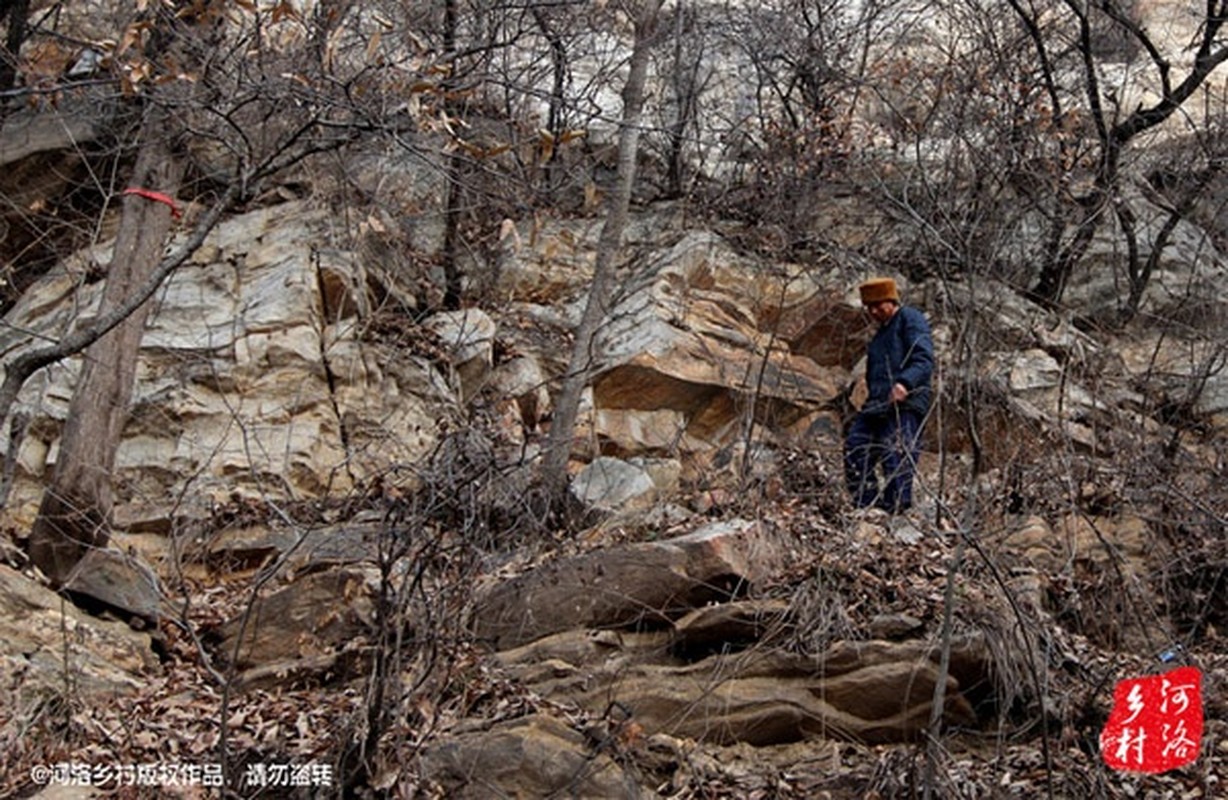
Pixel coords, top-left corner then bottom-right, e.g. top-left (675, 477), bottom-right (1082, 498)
top-left (844, 277), bottom-right (934, 513)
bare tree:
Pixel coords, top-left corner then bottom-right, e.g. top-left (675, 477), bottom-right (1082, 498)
top-left (541, 0), bottom-right (665, 506)
top-left (7, 1), bottom-right (373, 581)
top-left (833, 0), bottom-right (1228, 320)
top-left (0, 0), bottom-right (29, 98)
top-left (1016, 0), bottom-right (1228, 304)
top-left (25, 108), bottom-right (183, 585)
top-left (657, 1), bottom-right (705, 198)
top-left (705, 0), bottom-right (900, 244)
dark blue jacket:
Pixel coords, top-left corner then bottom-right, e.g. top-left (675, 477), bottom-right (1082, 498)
top-left (863, 305), bottom-right (934, 417)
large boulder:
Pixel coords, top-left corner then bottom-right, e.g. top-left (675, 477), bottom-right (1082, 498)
top-left (420, 714), bottom-right (643, 799)
top-left (494, 225), bottom-right (849, 469)
top-left (206, 565), bottom-right (377, 687)
top-left (473, 518), bottom-right (794, 650)
top-left (0, 565), bottom-right (159, 700)
top-left (979, 348), bottom-right (1102, 450)
top-left (61, 548), bottom-right (166, 628)
top-left (569, 456), bottom-right (659, 515)
top-left (501, 635), bottom-right (987, 746)
top-left (591, 232), bottom-right (845, 462)
top-left (423, 308), bottom-right (497, 403)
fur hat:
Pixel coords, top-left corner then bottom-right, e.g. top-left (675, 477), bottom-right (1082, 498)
top-left (858, 278), bottom-right (900, 305)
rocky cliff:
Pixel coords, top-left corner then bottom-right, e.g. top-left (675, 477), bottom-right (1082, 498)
top-left (1, 170), bottom-right (1224, 796)
top-left (1, 2), bottom-right (1227, 794)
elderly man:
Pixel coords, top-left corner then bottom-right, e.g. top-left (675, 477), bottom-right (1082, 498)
top-left (844, 277), bottom-right (934, 513)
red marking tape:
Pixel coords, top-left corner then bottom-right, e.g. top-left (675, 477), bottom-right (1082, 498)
top-left (122, 187), bottom-right (182, 218)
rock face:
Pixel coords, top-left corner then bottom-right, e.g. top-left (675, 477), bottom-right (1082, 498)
top-left (587, 232), bottom-right (848, 468)
top-left (1, 201), bottom-right (455, 529)
top-left (0, 564), bottom-right (158, 700)
top-left (1001, 512), bottom-right (1166, 650)
top-left (10, 192), bottom-right (1200, 540)
top-left (1, 6), bottom-right (1227, 797)
top-left (420, 714), bottom-right (641, 799)
top-left (1, 210), bottom-right (865, 535)
top-left (473, 518), bottom-right (794, 650)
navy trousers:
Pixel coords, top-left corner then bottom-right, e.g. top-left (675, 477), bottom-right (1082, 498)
top-left (843, 408), bottom-right (922, 513)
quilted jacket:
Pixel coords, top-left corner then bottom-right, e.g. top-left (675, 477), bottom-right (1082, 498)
top-left (862, 305), bottom-right (934, 417)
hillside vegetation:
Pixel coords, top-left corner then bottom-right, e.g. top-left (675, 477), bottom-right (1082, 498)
top-left (0, 2), bottom-right (1226, 798)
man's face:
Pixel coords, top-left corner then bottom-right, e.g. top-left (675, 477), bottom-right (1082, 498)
top-left (864, 299), bottom-right (897, 325)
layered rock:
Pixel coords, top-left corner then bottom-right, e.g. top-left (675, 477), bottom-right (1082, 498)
top-left (1, 200), bottom-right (454, 529)
top-left (501, 639), bottom-right (984, 747)
top-left (473, 518), bottom-right (794, 650)
top-left (588, 232), bottom-right (847, 464)
top-left (421, 714), bottom-right (640, 799)
top-left (476, 518), bottom-right (992, 748)
top-left (0, 564), bottom-right (159, 700)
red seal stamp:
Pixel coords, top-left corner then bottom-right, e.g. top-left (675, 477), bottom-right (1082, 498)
top-left (1100, 665), bottom-right (1202, 773)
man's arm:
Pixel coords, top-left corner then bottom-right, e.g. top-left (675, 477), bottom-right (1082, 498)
top-left (894, 308), bottom-right (935, 396)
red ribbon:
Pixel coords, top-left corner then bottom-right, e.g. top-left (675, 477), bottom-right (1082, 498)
top-left (122, 187), bottom-right (182, 218)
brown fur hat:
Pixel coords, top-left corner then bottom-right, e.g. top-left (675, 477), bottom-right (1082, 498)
top-left (858, 277), bottom-right (900, 305)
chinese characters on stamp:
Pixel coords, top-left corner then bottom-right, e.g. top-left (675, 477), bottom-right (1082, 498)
top-left (1100, 665), bottom-right (1203, 773)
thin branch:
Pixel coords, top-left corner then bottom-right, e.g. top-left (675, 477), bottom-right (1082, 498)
top-left (0, 180), bottom-right (241, 427)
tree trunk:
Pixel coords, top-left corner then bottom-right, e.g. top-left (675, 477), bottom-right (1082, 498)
top-left (540, 1), bottom-right (663, 507)
top-left (665, 2), bottom-right (701, 198)
top-left (0, 0), bottom-right (30, 97)
top-left (27, 110), bottom-right (183, 585)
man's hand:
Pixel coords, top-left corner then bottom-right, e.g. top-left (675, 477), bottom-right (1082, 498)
top-left (890, 382), bottom-right (909, 404)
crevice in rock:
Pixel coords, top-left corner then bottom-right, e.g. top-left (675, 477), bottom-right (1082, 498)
top-left (311, 246), bottom-right (356, 490)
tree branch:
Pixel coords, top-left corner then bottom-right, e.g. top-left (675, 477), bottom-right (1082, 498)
top-left (0, 181), bottom-right (242, 428)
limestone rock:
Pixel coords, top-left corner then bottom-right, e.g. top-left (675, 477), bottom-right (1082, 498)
top-left (493, 217), bottom-right (606, 302)
top-left (420, 714), bottom-right (642, 799)
top-left (586, 232), bottom-right (845, 460)
top-left (1060, 184), bottom-right (1228, 326)
top-left (1059, 512), bottom-right (1151, 572)
top-left (423, 308), bottom-right (497, 403)
top-left (570, 456), bottom-right (658, 514)
top-left (207, 566), bottom-right (376, 675)
top-left (473, 518), bottom-right (793, 650)
top-left (0, 87), bottom-right (115, 167)
top-left (488, 354), bottom-right (551, 432)
top-left (0, 565), bottom-right (157, 700)
top-left (1005, 512), bottom-right (1152, 576)
top-left (496, 629), bottom-right (674, 672)
top-left (981, 348), bottom-right (1103, 450)
top-left (0, 201), bottom-right (451, 529)
top-left (1003, 515), bottom-right (1061, 572)
top-left (1119, 335), bottom-right (1228, 417)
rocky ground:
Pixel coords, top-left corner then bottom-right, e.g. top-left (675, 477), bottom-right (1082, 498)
top-left (1, 203), bottom-right (1224, 798)
top-left (1, 86), bottom-right (1225, 800)
top-left (2, 442), bottom-right (1224, 799)
top-left (2, 4), bottom-right (1226, 795)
